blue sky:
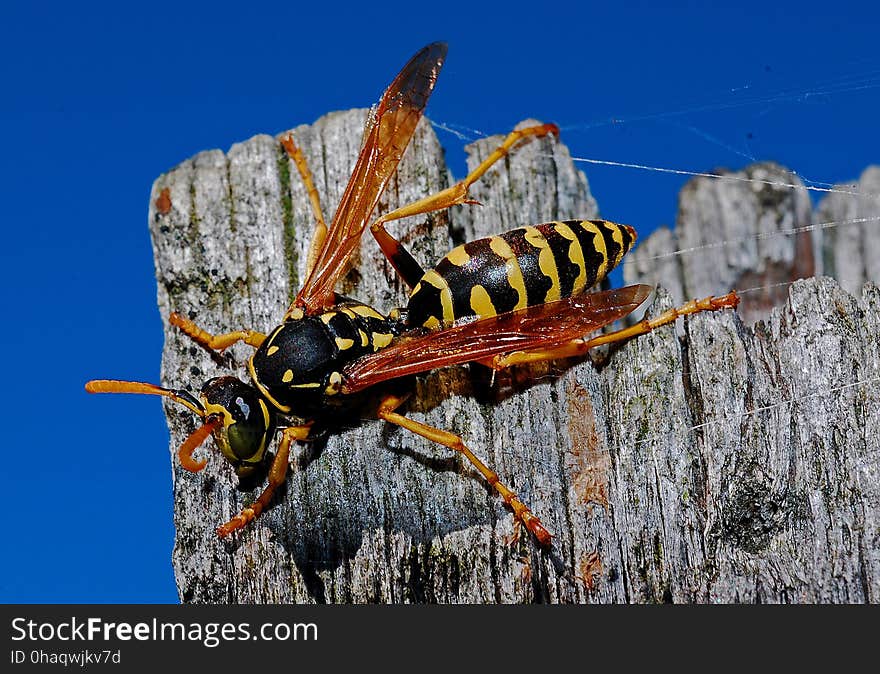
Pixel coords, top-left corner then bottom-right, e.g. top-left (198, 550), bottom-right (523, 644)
top-left (2, 0), bottom-right (878, 602)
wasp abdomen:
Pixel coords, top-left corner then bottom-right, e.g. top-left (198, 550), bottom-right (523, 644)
top-left (248, 302), bottom-right (398, 415)
top-left (406, 219), bottom-right (637, 329)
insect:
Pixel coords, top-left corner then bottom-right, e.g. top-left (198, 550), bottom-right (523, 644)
top-left (86, 42), bottom-right (739, 547)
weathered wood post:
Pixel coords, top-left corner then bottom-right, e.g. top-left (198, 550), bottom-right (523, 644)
top-left (149, 111), bottom-right (880, 603)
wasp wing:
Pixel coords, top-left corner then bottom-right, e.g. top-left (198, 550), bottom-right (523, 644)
top-left (293, 42), bottom-right (447, 314)
top-left (341, 284), bottom-right (653, 394)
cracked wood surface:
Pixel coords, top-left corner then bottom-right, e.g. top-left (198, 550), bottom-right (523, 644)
top-left (623, 162), bottom-right (880, 329)
top-left (149, 111), bottom-right (879, 603)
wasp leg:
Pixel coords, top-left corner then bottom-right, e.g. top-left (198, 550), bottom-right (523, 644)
top-left (490, 291), bottom-right (740, 369)
top-left (281, 132), bottom-right (327, 277)
top-left (217, 424), bottom-right (312, 537)
top-left (377, 393), bottom-right (553, 547)
top-left (370, 123), bottom-right (560, 289)
top-left (169, 313), bottom-right (266, 352)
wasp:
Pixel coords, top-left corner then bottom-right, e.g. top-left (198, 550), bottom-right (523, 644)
top-left (86, 42), bottom-right (738, 547)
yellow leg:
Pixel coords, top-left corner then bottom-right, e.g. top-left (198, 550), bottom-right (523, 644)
top-left (281, 133), bottom-right (327, 277)
top-left (216, 424), bottom-right (312, 537)
top-left (169, 312), bottom-right (266, 352)
top-left (370, 123), bottom-right (560, 288)
top-left (491, 291), bottom-right (740, 369)
top-left (377, 394), bottom-right (553, 547)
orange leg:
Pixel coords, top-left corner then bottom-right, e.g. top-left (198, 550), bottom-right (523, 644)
top-left (169, 312), bottom-right (266, 352)
top-left (217, 424), bottom-right (312, 537)
top-left (490, 291), bottom-right (740, 369)
top-left (281, 133), bottom-right (327, 277)
top-left (370, 123), bottom-right (560, 289)
top-left (377, 393), bottom-right (553, 547)
top-left (178, 417), bottom-right (222, 472)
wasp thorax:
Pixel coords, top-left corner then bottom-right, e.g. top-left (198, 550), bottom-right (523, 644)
top-left (200, 376), bottom-right (275, 476)
top-left (257, 319), bottom-right (334, 382)
top-left (248, 317), bottom-right (339, 413)
top-left (248, 305), bottom-right (398, 417)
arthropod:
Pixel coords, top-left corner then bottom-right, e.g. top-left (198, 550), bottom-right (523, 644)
top-left (86, 43), bottom-right (738, 547)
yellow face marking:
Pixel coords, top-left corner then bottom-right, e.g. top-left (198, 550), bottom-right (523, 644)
top-left (203, 401), bottom-right (234, 427)
top-left (445, 245), bottom-right (470, 267)
top-left (555, 222), bottom-right (587, 294)
top-left (421, 270), bottom-right (455, 325)
top-left (202, 401), bottom-right (238, 464)
top-left (204, 398), bottom-right (270, 466)
top-left (422, 315), bottom-right (441, 330)
top-left (371, 332), bottom-right (393, 349)
top-left (349, 305), bottom-right (385, 320)
top-left (469, 285), bottom-right (497, 317)
top-left (267, 345), bottom-right (279, 356)
top-left (359, 329), bottom-right (369, 347)
top-left (290, 382), bottom-right (321, 389)
top-left (282, 369), bottom-right (294, 383)
top-left (285, 307), bottom-right (304, 320)
top-left (339, 307), bottom-right (357, 319)
top-left (320, 312), bottom-right (336, 325)
top-left (523, 226), bottom-right (560, 302)
top-left (335, 337), bottom-right (355, 350)
top-left (488, 236), bottom-right (527, 310)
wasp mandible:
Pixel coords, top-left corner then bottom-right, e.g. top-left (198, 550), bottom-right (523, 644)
top-left (86, 43), bottom-right (738, 547)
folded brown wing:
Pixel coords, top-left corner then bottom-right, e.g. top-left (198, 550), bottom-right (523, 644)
top-left (341, 284), bottom-right (652, 394)
top-left (294, 42), bottom-right (447, 314)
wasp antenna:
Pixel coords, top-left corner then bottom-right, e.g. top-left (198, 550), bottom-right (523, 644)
top-left (85, 379), bottom-right (205, 417)
top-left (178, 417), bottom-right (221, 472)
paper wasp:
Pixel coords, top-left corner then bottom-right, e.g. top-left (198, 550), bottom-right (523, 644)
top-left (86, 42), bottom-right (738, 548)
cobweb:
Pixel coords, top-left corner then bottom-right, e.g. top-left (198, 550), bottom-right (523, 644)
top-left (432, 59), bottom-right (880, 292)
top-left (428, 58), bottom-right (880, 451)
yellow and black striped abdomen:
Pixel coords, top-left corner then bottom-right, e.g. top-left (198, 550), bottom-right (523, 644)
top-left (406, 219), bottom-right (637, 329)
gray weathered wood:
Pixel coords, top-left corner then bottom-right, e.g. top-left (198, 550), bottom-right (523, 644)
top-left (816, 166), bottom-right (880, 296)
top-left (623, 162), bottom-right (816, 327)
top-left (149, 112), bottom-right (879, 603)
top-left (622, 161), bottom-right (880, 330)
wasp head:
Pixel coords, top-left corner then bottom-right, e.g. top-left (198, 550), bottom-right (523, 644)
top-left (199, 376), bottom-right (276, 477)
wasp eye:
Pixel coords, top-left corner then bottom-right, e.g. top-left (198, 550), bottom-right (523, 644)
top-left (200, 377), bottom-right (275, 475)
